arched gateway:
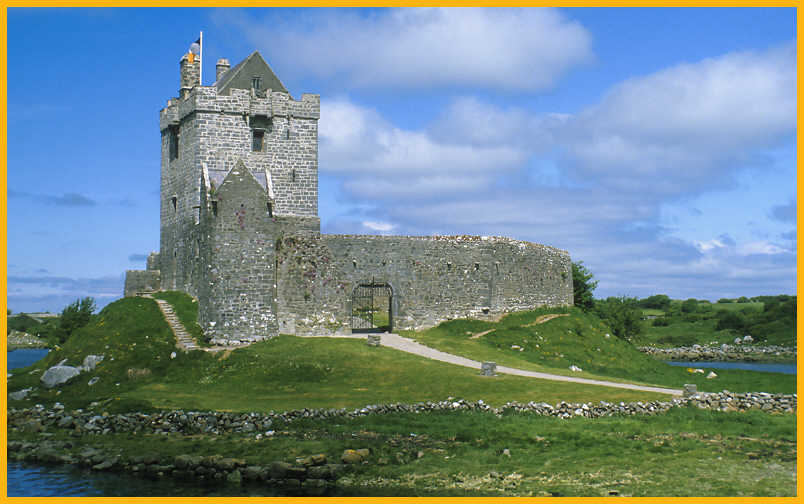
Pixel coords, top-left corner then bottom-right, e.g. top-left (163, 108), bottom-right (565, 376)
top-left (351, 281), bottom-right (393, 333)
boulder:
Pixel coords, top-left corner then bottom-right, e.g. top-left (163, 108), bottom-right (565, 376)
top-left (40, 365), bottom-right (81, 388)
top-left (341, 449), bottom-right (366, 464)
top-left (9, 388), bottom-right (33, 400)
top-left (226, 469), bottom-right (242, 485)
top-left (270, 461), bottom-right (292, 479)
top-left (81, 355), bottom-right (104, 371)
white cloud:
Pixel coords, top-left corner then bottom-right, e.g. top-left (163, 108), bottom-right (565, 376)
top-left (227, 8), bottom-right (593, 91)
top-left (320, 99), bottom-right (528, 199)
top-left (362, 221), bottom-right (395, 232)
top-left (558, 44), bottom-right (796, 196)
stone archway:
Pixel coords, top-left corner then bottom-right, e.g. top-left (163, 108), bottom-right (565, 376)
top-left (351, 281), bottom-right (393, 333)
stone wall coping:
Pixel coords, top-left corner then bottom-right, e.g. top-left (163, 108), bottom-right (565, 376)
top-left (323, 233), bottom-right (570, 255)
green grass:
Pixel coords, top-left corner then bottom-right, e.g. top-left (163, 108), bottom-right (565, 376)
top-left (9, 406), bottom-right (795, 496)
top-left (713, 302), bottom-right (764, 312)
top-left (152, 291), bottom-right (206, 344)
top-left (8, 298), bottom-right (667, 413)
top-left (406, 307), bottom-right (795, 394)
top-left (641, 308), bottom-right (665, 317)
top-left (641, 319), bottom-right (723, 347)
top-left (7, 296), bottom-right (796, 496)
top-left (8, 297), bottom-right (795, 415)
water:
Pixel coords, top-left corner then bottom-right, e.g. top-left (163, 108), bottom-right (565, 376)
top-left (666, 361), bottom-right (796, 374)
top-left (8, 348), bottom-right (49, 371)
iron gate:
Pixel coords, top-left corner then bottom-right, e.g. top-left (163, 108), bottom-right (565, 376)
top-left (351, 281), bottom-right (393, 333)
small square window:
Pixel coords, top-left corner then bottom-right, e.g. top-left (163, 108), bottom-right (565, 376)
top-left (252, 130), bottom-right (264, 152)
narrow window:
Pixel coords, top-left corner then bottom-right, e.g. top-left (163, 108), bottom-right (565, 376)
top-left (171, 196), bottom-right (177, 211)
top-left (211, 200), bottom-right (218, 217)
top-left (291, 169), bottom-right (296, 182)
top-left (251, 76), bottom-right (261, 91)
top-left (267, 202), bottom-right (273, 218)
top-left (352, 260), bottom-right (357, 269)
top-left (168, 126), bottom-right (179, 160)
top-left (475, 262), bottom-right (480, 272)
top-left (252, 130), bottom-right (264, 152)
top-left (286, 118), bottom-right (291, 140)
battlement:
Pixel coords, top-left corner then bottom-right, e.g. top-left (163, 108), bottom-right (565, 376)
top-left (160, 88), bottom-right (320, 131)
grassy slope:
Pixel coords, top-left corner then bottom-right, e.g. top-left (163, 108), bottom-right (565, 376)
top-left (9, 297), bottom-right (671, 413)
top-left (152, 291), bottom-right (207, 344)
top-left (407, 307), bottom-right (795, 394)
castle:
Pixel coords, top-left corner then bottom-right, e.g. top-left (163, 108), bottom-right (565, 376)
top-left (124, 48), bottom-right (573, 345)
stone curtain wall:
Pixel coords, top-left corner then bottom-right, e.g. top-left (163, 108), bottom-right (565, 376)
top-left (123, 270), bottom-right (161, 297)
top-left (275, 234), bottom-right (573, 335)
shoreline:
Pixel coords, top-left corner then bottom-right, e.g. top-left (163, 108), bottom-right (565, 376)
top-left (639, 344), bottom-right (795, 363)
top-left (7, 393), bottom-right (797, 496)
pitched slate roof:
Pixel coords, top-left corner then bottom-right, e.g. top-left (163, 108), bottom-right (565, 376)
top-left (215, 51), bottom-right (288, 95)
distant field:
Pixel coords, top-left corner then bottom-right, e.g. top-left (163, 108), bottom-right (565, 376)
top-left (712, 302), bottom-right (764, 312)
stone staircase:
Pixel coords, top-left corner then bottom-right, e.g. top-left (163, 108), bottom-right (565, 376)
top-left (151, 297), bottom-right (200, 352)
top-left (139, 293), bottom-right (250, 353)
top-left (138, 294), bottom-right (200, 352)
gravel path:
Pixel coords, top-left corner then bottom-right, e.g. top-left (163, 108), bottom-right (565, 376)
top-left (303, 332), bottom-right (682, 396)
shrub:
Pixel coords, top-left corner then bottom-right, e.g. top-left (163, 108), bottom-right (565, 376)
top-left (680, 299), bottom-right (698, 313)
top-left (58, 297), bottom-right (96, 343)
top-left (717, 298), bottom-right (732, 304)
top-left (716, 311), bottom-right (745, 332)
top-left (572, 261), bottom-right (598, 312)
top-left (595, 296), bottom-right (643, 342)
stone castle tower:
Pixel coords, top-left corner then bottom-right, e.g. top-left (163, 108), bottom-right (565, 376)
top-left (125, 47), bottom-right (574, 345)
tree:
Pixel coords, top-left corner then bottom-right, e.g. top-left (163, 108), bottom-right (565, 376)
top-left (58, 297), bottom-right (96, 343)
top-left (595, 296), bottom-right (644, 342)
top-left (639, 294), bottom-right (671, 310)
top-left (680, 298), bottom-right (698, 313)
top-left (572, 261), bottom-right (598, 312)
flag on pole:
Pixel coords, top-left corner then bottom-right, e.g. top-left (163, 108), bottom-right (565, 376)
top-left (188, 32), bottom-right (202, 84)
top-left (189, 37), bottom-right (200, 56)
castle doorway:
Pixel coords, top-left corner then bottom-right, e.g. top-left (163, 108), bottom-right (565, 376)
top-left (351, 281), bottom-right (393, 333)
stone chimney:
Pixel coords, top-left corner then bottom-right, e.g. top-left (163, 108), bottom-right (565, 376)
top-left (216, 58), bottom-right (230, 81)
top-left (180, 53), bottom-right (200, 99)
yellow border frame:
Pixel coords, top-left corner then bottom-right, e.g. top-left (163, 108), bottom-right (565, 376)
top-left (1, 4), bottom-right (799, 504)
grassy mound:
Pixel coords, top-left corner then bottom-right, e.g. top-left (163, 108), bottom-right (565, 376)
top-left (7, 297), bottom-right (664, 413)
top-left (407, 307), bottom-right (795, 393)
top-left (7, 297), bottom-right (794, 414)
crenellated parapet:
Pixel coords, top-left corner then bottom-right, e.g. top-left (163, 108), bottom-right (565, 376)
top-left (160, 88), bottom-right (320, 131)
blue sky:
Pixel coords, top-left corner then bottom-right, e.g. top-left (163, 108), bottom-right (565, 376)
top-left (6, 7), bottom-right (797, 313)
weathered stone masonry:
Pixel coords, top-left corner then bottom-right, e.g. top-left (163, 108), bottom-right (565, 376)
top-left (125, 48), bottom-right (573, 345)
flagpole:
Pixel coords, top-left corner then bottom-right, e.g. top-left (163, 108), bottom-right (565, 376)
top-left (199, 31), bottom-right (203, 86)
